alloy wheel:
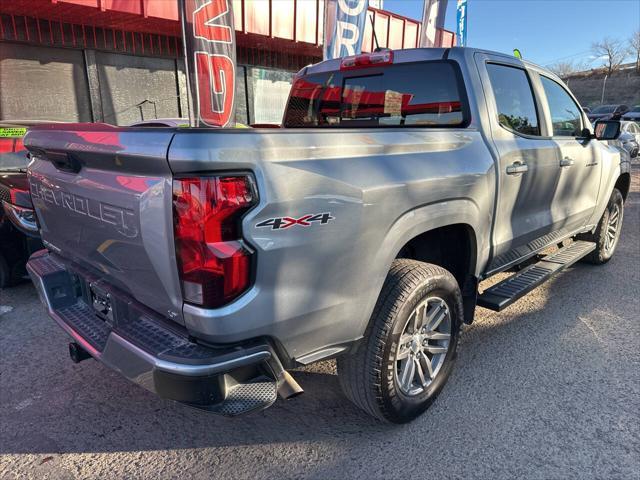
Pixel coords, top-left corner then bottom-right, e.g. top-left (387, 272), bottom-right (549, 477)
top-left (395, 296), bottom-right (452, 396)
top-left (604, 201), bottom-right (622, 255)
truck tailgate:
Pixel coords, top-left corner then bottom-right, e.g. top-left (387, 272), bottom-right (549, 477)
top-left (25, 124), bottom-right (184, 324)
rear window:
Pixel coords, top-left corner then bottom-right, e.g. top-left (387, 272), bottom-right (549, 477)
top-left (283, 61), bottom-right (467, 128)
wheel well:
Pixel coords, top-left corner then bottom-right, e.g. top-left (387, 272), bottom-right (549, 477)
top-left (396, 224), bottom-right (477, 289)
top-left (615, 173), bottom-right (631, 201)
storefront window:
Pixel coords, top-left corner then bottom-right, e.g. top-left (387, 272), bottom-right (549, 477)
top-left (246, 67), bottom-right (294, 125)
top-left (235, 65), bottom-right (249, 125)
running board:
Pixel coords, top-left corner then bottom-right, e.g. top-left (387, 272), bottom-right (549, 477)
top-left (478, 240), bottom-right (596, 311)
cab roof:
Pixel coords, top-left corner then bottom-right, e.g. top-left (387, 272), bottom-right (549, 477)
top-left (301, 46), bottom-right (549, 78)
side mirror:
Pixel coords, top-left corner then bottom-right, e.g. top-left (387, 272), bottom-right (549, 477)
top-left (594, 120), bottom-right (621, 141)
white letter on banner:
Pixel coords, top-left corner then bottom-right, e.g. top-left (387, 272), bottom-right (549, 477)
top-left (338, 0), bottom-right (366, 16)
top-left (336, 21), bottom-right (360, 56)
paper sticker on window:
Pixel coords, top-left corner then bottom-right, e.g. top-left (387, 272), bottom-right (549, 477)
top-left (384, 91), bottom-right (402, 116)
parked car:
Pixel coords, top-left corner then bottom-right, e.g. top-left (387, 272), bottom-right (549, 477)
top-left (622, 105), bottom-right (640, 121)
top-left (617, 121), bottom-right (640, 158)
top-left (24, 48), bottom-right (630, 423)
top-left (588, 104), bottom-right (630, 122)
top-left (0, 122), bottom-right (43, 287)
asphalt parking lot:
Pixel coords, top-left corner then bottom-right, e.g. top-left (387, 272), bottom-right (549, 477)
top-left (1, 164), bottom-right (639, 480)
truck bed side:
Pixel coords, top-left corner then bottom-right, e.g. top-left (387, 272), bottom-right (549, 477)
top-left (167, 127), bottom-right (495, 361)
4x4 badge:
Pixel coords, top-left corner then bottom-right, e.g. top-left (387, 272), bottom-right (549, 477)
top-left (255, 212), bottom-right (334, 230)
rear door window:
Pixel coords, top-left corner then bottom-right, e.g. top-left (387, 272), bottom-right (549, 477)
top-left (486, 63), bottom-right (540, 136)
top-left (283, 61), bottom-right (467, 128)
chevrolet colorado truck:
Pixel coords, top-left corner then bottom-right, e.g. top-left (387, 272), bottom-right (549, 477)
top-left (25, 48), bottom-right (630, 423)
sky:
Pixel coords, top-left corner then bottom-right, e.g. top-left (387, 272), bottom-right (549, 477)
top-left (384, 0), bottom-right (639, 69)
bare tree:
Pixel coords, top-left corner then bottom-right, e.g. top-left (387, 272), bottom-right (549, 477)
top-left (591, 37), bottom-right (629, 75)
top-left (630, 30), bottom-right (640, 73)
top-left (548, 59), bottom-right (592, 78)
top-left (548, 61), bottom-right (578, 78)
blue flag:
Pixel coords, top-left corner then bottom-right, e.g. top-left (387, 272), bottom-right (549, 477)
top-left (324, 0), bottom-right (370, 60)
top-left (456, 0), bottom-right (468, 47)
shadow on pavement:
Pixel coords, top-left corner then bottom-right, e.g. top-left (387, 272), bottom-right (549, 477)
top-left (1, 242), bottom-right (637, 457)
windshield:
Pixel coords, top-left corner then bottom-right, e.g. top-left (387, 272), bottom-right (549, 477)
top-left (631, 106), bottom-right (640, 113)
top-left (592, 105), bottom-right (616, 114)
top-left (0, 127), bottom-right (28, 171)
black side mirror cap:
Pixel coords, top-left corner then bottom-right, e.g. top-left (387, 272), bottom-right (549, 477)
top-left (594, 120), bottom-right (621, 141)
top-left (578, 127), bottom-right (594, 140)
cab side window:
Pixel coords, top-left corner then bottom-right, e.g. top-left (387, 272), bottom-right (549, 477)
top-left (541, 76), bottom-right (583, 136)
top-left (486, 63), bottom-right (540, 136)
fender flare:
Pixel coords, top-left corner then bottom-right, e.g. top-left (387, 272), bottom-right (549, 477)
top-left (588, 159), bottom-right (624, 229)
top-left (376, 198), bottom-right (486, 273)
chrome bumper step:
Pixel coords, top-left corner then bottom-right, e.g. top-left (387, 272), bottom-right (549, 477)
top-left (478, 240), bottom-right (596, 312)
top-left (207, 379), bottom-right (278, 416)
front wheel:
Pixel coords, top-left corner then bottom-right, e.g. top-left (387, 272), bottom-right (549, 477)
top-left (337, 260), bottom-right (463, 423)
top-left (578, 188), bottom-right (624, 265)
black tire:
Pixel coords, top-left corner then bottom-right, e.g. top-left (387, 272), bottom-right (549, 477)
top-left (0, 252), bottom-right (11, 289)
top-left (337, 259), bottom-right (463, 423)
top-left (577, 188), bottom-right (624, 265)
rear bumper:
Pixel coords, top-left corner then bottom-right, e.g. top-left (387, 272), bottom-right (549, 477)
top-left (27, 250), bottom-right (283, 415)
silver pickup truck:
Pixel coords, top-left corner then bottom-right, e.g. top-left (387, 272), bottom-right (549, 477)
top-left (25, 47), bottom-right (630, 423)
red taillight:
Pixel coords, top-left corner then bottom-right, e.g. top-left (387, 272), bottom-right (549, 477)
top-left (9, 186), bottom-right (29, 205)
top-left (0, 138), bottom-right (14, 154)
top-left (173, 175), bottom-right (257, 308)
top-left (340, 50), bottom-right (394, 70)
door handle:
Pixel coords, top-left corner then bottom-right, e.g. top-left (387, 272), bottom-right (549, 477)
top-left (506, 162), bottom-right (528, 175)
top-left (560, 157), bottom-right (575, 167)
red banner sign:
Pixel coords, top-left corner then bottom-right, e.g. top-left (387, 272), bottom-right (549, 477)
top-left (179, 0), bottom-right (236, 127)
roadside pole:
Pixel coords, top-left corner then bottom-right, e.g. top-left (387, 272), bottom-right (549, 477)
top-left (178, 0), bottom-right (195, 127)
top-left (601, 74), bottom-right (608, 104)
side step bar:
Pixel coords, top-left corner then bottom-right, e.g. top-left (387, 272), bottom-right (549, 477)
top-left (478, 240), bottom-right (596, 311)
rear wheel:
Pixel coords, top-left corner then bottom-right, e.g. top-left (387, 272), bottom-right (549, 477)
top-left (578, 188), bottom-right (624, 265)
top-left (337, 260), bottom-right (462, 423)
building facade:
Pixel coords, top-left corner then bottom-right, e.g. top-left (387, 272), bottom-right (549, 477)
top-left (0, 0), bottom-right (455, 125)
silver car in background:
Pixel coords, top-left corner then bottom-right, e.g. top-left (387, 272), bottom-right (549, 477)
top-left (619, 121), bottom-right (640, 158)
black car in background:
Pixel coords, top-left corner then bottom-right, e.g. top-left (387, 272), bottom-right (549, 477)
top-left (0, 122), bottom-right (43, 287)
top-left (588, 104), bottom-right (630, 123)
top-left (622, 106), bottom-right (640, 121)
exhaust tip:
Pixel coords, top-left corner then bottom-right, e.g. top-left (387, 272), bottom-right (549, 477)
top-left (278, 370), bottom-right (304, 400)
top-left (68, 342), bottom-right (91, 363)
